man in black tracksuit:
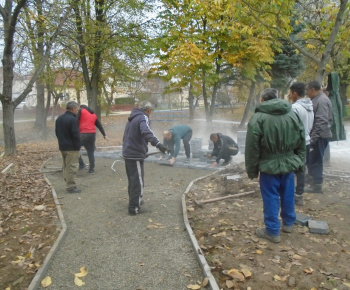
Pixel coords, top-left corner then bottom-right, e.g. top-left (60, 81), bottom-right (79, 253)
top-left (122, 101), bottom-right (166, 215)
top-left (208, 133), bottom-right (239, 167)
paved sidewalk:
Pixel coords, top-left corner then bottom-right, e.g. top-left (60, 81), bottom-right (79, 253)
top-left (39, 155), bottom-right (210, 290)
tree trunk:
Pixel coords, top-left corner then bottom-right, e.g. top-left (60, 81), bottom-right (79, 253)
top-left (209, 82), bottom-right (219, 120)
top-left (34, 80), bottom-right (47, 134)
top-left (239, 81), bottom-right (256, 129)
top-left (188, 83), bottom-right (195, 120)
top-left (2, 102), bottom-right (16, 155)
top-left (202, 73), bottom-right (210, 122)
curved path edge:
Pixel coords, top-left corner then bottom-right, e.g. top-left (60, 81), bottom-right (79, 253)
top-left (182, 170), bottom-right (223, 290)
top-left (28, 159), bottom-right (67, 290)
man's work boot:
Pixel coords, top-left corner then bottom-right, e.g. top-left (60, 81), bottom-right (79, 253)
top-left (304, 183), bottom-right (323, 193)
top-left (295, 194), bottom-right (304, 206)
top-left (256, 227), bottom-right (280, 243)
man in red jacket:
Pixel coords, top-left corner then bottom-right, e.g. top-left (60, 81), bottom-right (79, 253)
top-left (77, 105), bottom-right (107, 174)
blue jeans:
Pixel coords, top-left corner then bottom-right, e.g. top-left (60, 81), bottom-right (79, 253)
top-left (295, 144), bottom-right (310, 195)
top-left (308, 138), bottom-right (329, 184)
top-left (260, 172), bottom-right (296, 236)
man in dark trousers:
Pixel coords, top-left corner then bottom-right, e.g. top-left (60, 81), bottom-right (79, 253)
top-left (55, 101), bottom-right (81, 193)
top-left (245, 88), bottom-right (305, 243)
top-left (289, 82), bottom-right (314, 206)
top-left (122, 101), bottom-right (167, 215)
top-left (208, 133), bottom-right (239, 167)
top-left (77, 105), bottom-right (107, 174)
top-left (163, 124), bottom-right (192, 165)
top-left (305, 81), bottom-right (333, 193)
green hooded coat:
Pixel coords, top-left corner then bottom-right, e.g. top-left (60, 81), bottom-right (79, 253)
top-left (326, 72), bottom-right (346, 141)
top-left (245, 98), bottom-right (305, 179)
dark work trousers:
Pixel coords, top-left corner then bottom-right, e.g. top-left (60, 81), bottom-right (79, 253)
top-left (183, 129), bottom-right (192, 158)
top-left (124, 159), bottom-right (144, 211)
top-left (222, 146), bottom-right (239, 162)
top-left (295, 144), bottom-right (310, 195)
top-left (308, 138), bottom-right (329, 185)
top-left (79, 133), bottom-right (96, 170)
top-left (260, 172), bottom-right (296, 236)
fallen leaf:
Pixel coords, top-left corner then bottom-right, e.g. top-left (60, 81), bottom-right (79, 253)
top-left (148, 219), bottom-right (153, 223)
top-left (292, 254), bottom-right (303, 260)
top-left (147, 225), bottom-right (158, 229)
top-left (139, 262), bottom-right (145, 266)
top-left (187, 284), bottom-right (200, 289)
top-left (273, 275), bottom-right (281, 281)
top-left (213, 232), bottom-right (226, 237)
top-left (241, 268), bottom-right (252, 278)
top-left (202, 277), bottom-right (209, 286)
top-left (75, 266), bottom-right (88, 277)
top-left (41, 276), bottom-right (52, 288)
top-left (304, 267), bottom-right (314, 274)
top-left (256, 250), bottom-right (263, 255)
top-left (226, 279), bottom-right (235, 288)
top-left (228, 269), bottom-right (245, 281)
top-left (343, 282), bottom-right (350, 287)
top-left (74, 276), bottom-right (85, 286)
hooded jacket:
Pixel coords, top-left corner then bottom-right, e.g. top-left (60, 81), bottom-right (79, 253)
top-left (55, 111), bottom-right (81, 151)
top-left (78, 108), bottom-right (106, 136)
top-left (211, 133), bottom-right (239, 163)
top-left (310, 91), bottom-right (333, 144)
top-left (292, 98), bottom-right (314, 145)
top-left (122, 108), bottom-right (161, 160)
top-left (326, 72), bottom-right (346, 141)
top-left (164, 125), bottom-right (192, 158)
top-left (245, 98), bottom-right (305, 179)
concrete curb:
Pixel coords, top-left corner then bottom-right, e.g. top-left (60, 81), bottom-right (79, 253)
top-left (28, 159), bottom-right (67, 290)
top-left (182, 171), bottom-right (222, 290)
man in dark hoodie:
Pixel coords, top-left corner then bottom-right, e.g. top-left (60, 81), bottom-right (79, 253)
top-left (245, 88), bottom-right (305, 243)
top-left (122, 101), bottom-right (167, 215)
top-left (208, 133), bottom-right (239, 167)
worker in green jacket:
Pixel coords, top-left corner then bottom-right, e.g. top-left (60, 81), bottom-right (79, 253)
top-left (245, 88), bottom-right (305, 243)
top-left (163, 125), bottom-right (192, 165)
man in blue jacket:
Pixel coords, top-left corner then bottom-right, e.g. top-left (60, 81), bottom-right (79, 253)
top-left (122, 101), bottom-right (166, 215)
top-left (163, 125), bottom-right (192, 165)
top-left (55, 101), bottom-right (81, 193)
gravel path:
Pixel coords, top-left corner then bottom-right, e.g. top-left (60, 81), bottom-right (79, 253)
top-left (41, 155), bottom-right (209, 290)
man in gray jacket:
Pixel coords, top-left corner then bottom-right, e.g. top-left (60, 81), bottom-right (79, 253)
top-left (305, 81), bottom-right (333, 193)
top-left (289, 82), bottom-right (314, 205)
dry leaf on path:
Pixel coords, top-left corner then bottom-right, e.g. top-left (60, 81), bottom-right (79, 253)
top-left (202, 277), bottom-right (209, 286)
top-left (228, 269), bottom-right (245, 281)
top-left (75, 266), bottom-right (88, 277)
top-left (226, 280), bottom-right (235, 288)
top-left (187, 284), bottom-right (201, 289)
top-left (74, 276), bottom-right (85, 286)
top-left (241, 268), bottom-right (252, 278)
top-left (304, 267), bottom-right (314, 274)
top-left (41, 276), bottom-right (52, 288)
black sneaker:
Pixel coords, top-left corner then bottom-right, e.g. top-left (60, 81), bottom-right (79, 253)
top-left (221, 161), bottom-right (229, 166)
top-left (128, 207), bottom-right (147, 215)
top-left (66, 187), bottom-right (82, 193)
top-left (89, 169), bottom-right (95, 174)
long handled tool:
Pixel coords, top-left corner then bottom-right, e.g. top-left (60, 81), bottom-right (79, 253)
top-left (194, 190), bottom-right (256, 207)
